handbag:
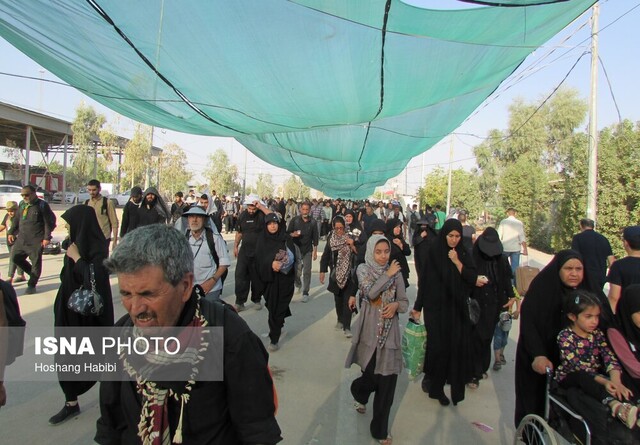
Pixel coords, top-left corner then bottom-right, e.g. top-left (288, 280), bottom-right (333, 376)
top-left (401, 319), bottom-right (427, 380)
top-left (67, 264), bottom-right (104, 316)
top-left (467, 297), bottom-right (480, 325)
top-left (327, 268), bottom-right (340, 295)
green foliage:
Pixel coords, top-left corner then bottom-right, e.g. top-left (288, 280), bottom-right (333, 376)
top-left (473, 87), bottom-right (639, 257)
top-left (122, 124), bottom-right (152, 189)
top-left (159, 143), bottom-right (191, 198)
top-left (255, 173), bottom-right (274, 198)
top-left (282, 175), bottom-right (310, 200)
top-left (417, 167), bottom-right (483, 219)
top-left (71, 102), bottom-right (107, 185)
top-left (204, 149), bottom-right (241, 195)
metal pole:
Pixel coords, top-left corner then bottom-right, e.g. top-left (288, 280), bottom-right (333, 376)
top-left (586, 4), bottom-right (599, 223)
top-left (24, 126), bottom-right (32, 185)
top-left (146, 126), bottom-right (154, 188)
top-left (446, 135), bottom-right (454, 215)
top-left (242, 143), bottom-right (248, 199)
top-left (62, 135), bottom-right (68, 193)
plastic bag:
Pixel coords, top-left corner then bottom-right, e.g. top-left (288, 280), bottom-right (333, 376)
top-left (401, 318), bottom-right (427, 380)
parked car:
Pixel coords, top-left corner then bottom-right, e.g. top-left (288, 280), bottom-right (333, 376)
top-left (52, 191), bottom-right (75, 203)
top-left (114, 190), bottom-right (131, 206)
top-left (36, 187), bottom-right (54, 202)
top-left (53, 188), bottom-right (111, 204)
top-left (0, 185), bottom-right (45, 208)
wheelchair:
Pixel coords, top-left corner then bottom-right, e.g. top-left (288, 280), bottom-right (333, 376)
top-left (514, 368), bottom-right (592, 445)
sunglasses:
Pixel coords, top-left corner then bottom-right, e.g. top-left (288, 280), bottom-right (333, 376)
top-left (20, 193), bottom-right (31, 197)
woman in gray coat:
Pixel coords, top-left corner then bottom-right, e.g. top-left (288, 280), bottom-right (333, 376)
top-left (345, 234), bottom-right (409, 445)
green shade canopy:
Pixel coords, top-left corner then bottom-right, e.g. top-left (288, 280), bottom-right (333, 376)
top-left (0, 0), bottom-right (595, 197)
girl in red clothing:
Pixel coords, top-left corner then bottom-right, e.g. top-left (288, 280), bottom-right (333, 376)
top-left (556, 291), bottom-right (637, 428)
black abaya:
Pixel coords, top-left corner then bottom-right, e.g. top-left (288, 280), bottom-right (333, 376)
top-left (414, 219), bottom-right (477, 405)
top-left (514, 249), bottom-right (587, 426)
top-left (470, 235), bottom-right (514, 380)
top-left (54, 205), bottom-right (114, 401)
top-left (255, 216), bottom-right (295, 345)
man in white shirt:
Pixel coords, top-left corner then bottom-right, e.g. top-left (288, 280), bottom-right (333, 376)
top-left (183, 206), bottom-right (230, 301)
top-left (497, 208), bottom-right (528, 282)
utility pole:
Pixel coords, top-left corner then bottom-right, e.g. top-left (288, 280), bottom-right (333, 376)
top-left (446, 135), bottom-right (454, 215)
top-left (586, 4), bottom-right (599, 223)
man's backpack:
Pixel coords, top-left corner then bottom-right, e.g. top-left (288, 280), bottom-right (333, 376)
top-left (1, 280), bottom-right (26, 365)
top-left (85, 197), bottom-right (112, 231)
top-left (185, 229), bottom-right (229, 285)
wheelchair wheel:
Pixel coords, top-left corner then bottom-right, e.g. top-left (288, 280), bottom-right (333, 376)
top-left (514, 414), bottom-right (559, 445)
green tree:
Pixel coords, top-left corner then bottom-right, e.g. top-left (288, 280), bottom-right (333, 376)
top-left (474, 88), bottom-right (590, 252)
top-left (282, 175), bottom-right (310, 200)
top-left (596, 120), bottom-right (640, 257)
top-left (71, 102), bottom-right (106, 187)
top-left (416, 167), bottom-right (483, 218)
top-left (204, 149), bottom-right (240, 195)
top-left (122, 124), bottom-right (151, 189)
top-left (255, 173), bottom-right (274, 198)
top-left (159, 143), bottom-right (191, 198)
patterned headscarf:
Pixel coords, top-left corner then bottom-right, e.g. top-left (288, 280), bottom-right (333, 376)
top-left (360, 234), bottom-right (398, 347)
top-left (329, 216), bottom-right (352, 289)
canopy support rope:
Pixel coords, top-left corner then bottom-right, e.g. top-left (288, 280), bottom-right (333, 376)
top-left (85, 0), bottom-right (248, 135)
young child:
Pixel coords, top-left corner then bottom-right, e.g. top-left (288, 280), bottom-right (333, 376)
top-left (555, 290), bottom-right (638, 429)
top-left (0, 201), bottom-right (26, 282)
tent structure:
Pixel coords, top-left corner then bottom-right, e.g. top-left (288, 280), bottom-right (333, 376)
top-left (0, 0), bottom-right (596, 198)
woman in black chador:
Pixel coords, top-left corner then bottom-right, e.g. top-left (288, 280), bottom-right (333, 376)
top-left (514, 249), bottom-right (589, 426)
top-left (412, 219), bottom-right (477, 406)
top-left (49, 205), bottom-right (114, 425)
top-left (468, 227), bottom-right (514, 388)
top-left (255, 212), bottom-right (296, 352)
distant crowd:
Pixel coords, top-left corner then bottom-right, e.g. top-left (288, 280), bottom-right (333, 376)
top-left (1, 181), bottom-right (640, 445)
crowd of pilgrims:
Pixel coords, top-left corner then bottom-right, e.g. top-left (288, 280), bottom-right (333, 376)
top-left (10, 184), bottom-right (640, 444)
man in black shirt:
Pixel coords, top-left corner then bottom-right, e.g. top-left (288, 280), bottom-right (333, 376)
top-left (287, 201), bottom-right (319, 302)
top-left (7, 185), bottom-right (56, 294)
top-left (120, 186), bottom-right (143, 238)
top-left (608, 225), bottom-right (640, 313)
top-left (571, 218), bottom-right (615, 293)
top-left (234, 197), bottom-right (271, 311)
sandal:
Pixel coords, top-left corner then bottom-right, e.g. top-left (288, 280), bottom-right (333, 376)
top-left (611, 401), bottom-right (638, 429)
top-left (354, 401), bottom-right (366, 414)
top-left (493, 362), bottom-right (502, 371)
top-left (467, 378), bottom-right (479, 390)
top-left (377, 435), bottom-right (392, 445)
top-left (500, 354), bottom-right (507, 365)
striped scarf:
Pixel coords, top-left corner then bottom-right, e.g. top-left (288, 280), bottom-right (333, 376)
top-left (121, 291), bottom-right (209, 445)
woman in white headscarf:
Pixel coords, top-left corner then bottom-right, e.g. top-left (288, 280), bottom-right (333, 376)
top-left (345, 234), bottom-right (409, 445)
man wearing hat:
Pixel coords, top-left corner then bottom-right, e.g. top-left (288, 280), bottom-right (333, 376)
top-left (119, 186), bottom-right (143, 238)
top-left (608, 225), bottom-right (640, 313)
top-left (234, 196), bottom-right (272, 311)
top-left (0, 201), bottom-right (26, 283)
top-left (183, 206), bottom-right (230, 301)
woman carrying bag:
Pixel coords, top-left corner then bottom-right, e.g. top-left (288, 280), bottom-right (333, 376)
top-left (255, 213), bottom-right (296, 352)
top-left (49, 205), bottom-right (114, 425)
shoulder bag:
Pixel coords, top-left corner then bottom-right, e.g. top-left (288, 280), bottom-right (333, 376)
top-left (67, 263), bottom-right (104, 316)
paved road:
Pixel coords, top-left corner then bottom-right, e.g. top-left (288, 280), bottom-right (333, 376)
top-left (0, 216), bottom-right (553, 444)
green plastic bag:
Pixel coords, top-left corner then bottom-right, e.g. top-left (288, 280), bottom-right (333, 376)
top-left (401, 319), bottom-right (427, 380)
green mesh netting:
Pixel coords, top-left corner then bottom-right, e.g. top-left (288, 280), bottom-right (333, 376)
top-left (0, 0), bottom-right (595, 198)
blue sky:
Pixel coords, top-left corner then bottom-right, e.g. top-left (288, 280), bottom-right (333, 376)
top-left (0, 0), bottom-right (637, 195)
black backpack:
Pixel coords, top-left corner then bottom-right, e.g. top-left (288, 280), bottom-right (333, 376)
top-left (1, 280), bottom-right (26, 365)
top-left (185, 228), bottom-right (229, 285)
top-left (85, 197), bottom-right (112, 231)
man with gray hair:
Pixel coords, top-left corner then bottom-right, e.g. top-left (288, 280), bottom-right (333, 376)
top-left (95, 224), bottom-right (282, 445)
